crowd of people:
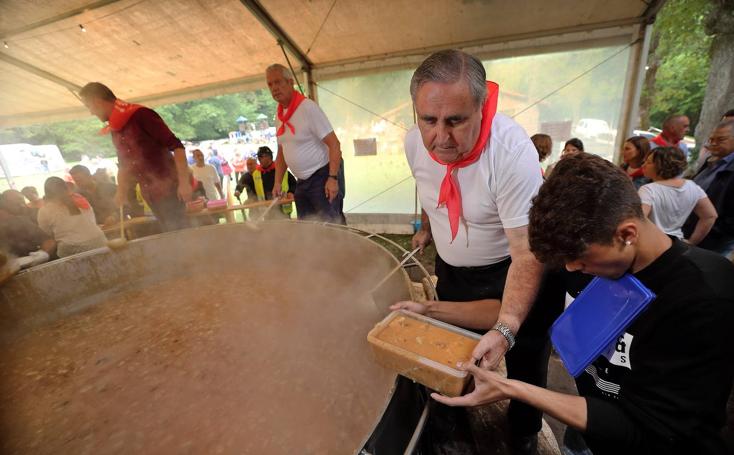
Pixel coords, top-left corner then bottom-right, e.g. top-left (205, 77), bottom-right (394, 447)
top-left (389, 49), bottom-right (734, 455)
top-left (1, 46), bottom-right (734, 455)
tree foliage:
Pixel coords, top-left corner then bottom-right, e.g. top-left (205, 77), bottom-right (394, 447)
top-left (0, 89), bottom-right (276, 161)
top-left (643, 0), bottom-right (712, 128)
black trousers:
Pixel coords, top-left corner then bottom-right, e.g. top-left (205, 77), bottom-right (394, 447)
top-left (294, 163), bottom-right (346, 224)
top-left (147, 193), bottom-right (189, 232)
top-left (434, 253), bottom-right (565, 438)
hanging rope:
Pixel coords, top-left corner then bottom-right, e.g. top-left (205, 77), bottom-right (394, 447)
top-left (277, 40), bottom-right (305, 95)
top-left (323, 42), bottom-right (636, 213)
top-left (315, 82), bottom-right (409, 131)
top-left (306, 0), bottom-right (338, 55)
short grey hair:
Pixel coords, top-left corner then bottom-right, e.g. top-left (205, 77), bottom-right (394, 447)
top-left (716, 119), bottom-right (734, 134)
top-left (410, 49), bottom-right (487, 107)
top-left (266, 63), bottom-right (293, 81)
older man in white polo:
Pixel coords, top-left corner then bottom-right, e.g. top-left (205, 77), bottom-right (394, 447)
top-left (265, 64), bottom-right (345, 224)
top-left (392, 49), bottom-right (564, 453)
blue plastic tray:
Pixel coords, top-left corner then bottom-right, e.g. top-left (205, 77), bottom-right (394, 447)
top-left (550, 274), bottom-right (655, 377)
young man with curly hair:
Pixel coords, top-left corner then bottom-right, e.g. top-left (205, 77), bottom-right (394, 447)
top-left (435, 153), bottom-right (734, 455)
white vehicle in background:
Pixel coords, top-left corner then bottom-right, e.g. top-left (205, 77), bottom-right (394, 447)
top-left (573, 118), bottom-right (615, 142)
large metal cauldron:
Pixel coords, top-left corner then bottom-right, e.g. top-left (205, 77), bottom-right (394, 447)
top-left (0, 222), bottom-right (427, 454)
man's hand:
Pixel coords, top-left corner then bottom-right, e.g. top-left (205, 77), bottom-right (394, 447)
top-left (431, 362), bottom-right (511, 407)
top-left (177, 182), bottom-right (193, 202)
top-left (272, 187), bottom-right (283, 199)
top-left (412, 228), bottom-right (432, 253)
top-left (283, 193), bottom-right (295, 203)
top-left (234, 190), bottom-right (241, 198)
top-left (325, 178), bottom-right (339, 202)
top-left (472, 329), bottom-right (510, 370)
top-left (389, 300), bottom-right (428, 315)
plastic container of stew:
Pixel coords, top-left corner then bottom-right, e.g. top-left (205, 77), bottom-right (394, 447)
top-left (367, 310), bottom-right (480, 397)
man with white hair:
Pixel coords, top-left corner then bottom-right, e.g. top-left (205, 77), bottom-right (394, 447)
top-left (265, 64), bottom-right (345, 223)
top-left (395, 49), bottom-right (564, 453)
top-left (651, 114), bottom-right (690, 158)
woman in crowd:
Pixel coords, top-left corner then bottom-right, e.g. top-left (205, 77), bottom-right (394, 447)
top-left (530, 133), bottom-right (552, 177)
top-left (37, 177), bottom-right (107, 258)
top-left (620, 135), bottom-right (652, 189)
top-left (639, 146), bottom-right (717, 244)
top-left (190, 149), bottom-right (223, 201)
top-left (547, 138), bottom-right (584, 176)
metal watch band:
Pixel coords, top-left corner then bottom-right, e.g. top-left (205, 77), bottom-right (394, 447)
top-left (491, 322), bottom-right (516, 351)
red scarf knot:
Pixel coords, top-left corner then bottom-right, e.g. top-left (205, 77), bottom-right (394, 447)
top-left (100, 99), bottom-right (144, 135)
top-left (276, 91), bottom-right (306, 137)
top-left (428, 81), bottom-right (499, 242)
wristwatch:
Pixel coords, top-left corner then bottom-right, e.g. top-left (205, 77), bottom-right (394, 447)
top-left (491, 322), bottom-right (516, 351)
top-left (328, 175), bottom-right (338, 180)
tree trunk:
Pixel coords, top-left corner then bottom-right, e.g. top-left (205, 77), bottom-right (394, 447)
top-left (694, 0), bottom-right (734, 149)
top-left (638, 32), bottom-right (661, 130)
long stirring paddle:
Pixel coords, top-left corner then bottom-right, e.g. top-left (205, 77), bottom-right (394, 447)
top-left (107, 205), bottom-right (128, 250)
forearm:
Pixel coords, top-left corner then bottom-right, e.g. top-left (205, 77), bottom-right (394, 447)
top-left (504, 379), bottom-right (588, 430)
top-left (274, 151), bottom-right (286, 184)
top-left (117, 166), bottom-right (133, 195)
top-left (323, 132), bottom-right (342, 176)
top-left (687, 217), bottom-right (716, 245)
top-left (173, 148), bottom-right (189, 184)
top-left (498, 251), bottom-right (543, 333)
top-left (421, 209), bottom-right (430, 231)
top-left (424, 299), bottom-right (500, 330)
top-left (216, 182), bottom-right (224, 198)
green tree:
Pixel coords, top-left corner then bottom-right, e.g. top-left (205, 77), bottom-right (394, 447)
top-left (639, 0), bottom-right (712, 129)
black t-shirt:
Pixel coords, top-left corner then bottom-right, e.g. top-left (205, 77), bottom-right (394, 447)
top-left (566, 239), bottom-right (734, 454)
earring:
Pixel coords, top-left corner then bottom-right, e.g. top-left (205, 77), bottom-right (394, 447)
top-left (624, 240), bottom-right (631, 246)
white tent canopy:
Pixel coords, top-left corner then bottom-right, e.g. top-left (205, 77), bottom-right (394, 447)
top-left (1, 0), bottom-right (662, 137)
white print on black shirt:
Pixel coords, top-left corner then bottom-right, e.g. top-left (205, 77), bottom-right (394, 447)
top-left (603, 332), bottom-right (634, 370)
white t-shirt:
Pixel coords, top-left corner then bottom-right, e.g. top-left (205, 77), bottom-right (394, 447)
top-left (191, 164), bottom-right (220, 200)
top-left (37, 200), bottom-right (107, 257)
top-left (405, 113), bottom-right (543, 267)
top-left (276, 98), bottom-right (333, 180)
top-left (638, 180), bottom-right (707, 238)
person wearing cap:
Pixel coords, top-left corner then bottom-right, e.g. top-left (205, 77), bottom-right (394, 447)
top-left (79, 82), bottom-right (191, 231)
top-left (234, 146), bottom-right (296, 219)
top-left (265, 63), bottom-right (345, 224)
top-left (392, 49), bottom-right (564, 453)
top-left (435, 153), bottom-right (734, 455)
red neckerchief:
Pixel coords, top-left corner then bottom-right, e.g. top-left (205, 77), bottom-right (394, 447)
top-left (71, 193), bottom-right (91, 210)
top-left (428, 81), bottom-right (499, 242)
top-left (257, 163), bottom-right (275, 173)
top-left (651, 133), bottom-right (679, 148)
top-left (627, 166), bottom-right (644, 179)
top-left (100, 99), bottom-right (144, 135)
top-left (276, 91), bottom-right (306, 136)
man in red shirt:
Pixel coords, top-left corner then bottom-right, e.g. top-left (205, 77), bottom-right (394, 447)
top-left (79, 83), bottom-right (191, 231)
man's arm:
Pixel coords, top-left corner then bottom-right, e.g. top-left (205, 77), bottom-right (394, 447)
top-left (114, 164), bottom-right (133, 208)
top-left (472, 225), bottom-right (544, 368)
top-left (173, 148), bottom-right (192, 202)
top-left (322, 132), bottom-right (341, 202)
top-left (432, 362), bottom-right (588, 430)
top-left (272, 145), bottom-right (287, 198)
top-left (412, 209), bottom-right (432, 253)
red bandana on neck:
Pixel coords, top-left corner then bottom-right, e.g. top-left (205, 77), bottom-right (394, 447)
top-left (651, 133), bottom-right (679, 148)
top-left (100, 99), bottom-right (144, 135)
top-left (276, 91), bottom-right (307, 136)
top-left (257, 163), bottom-right (275, 173)
top-left (428, 81), bottom-right (499, 242)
